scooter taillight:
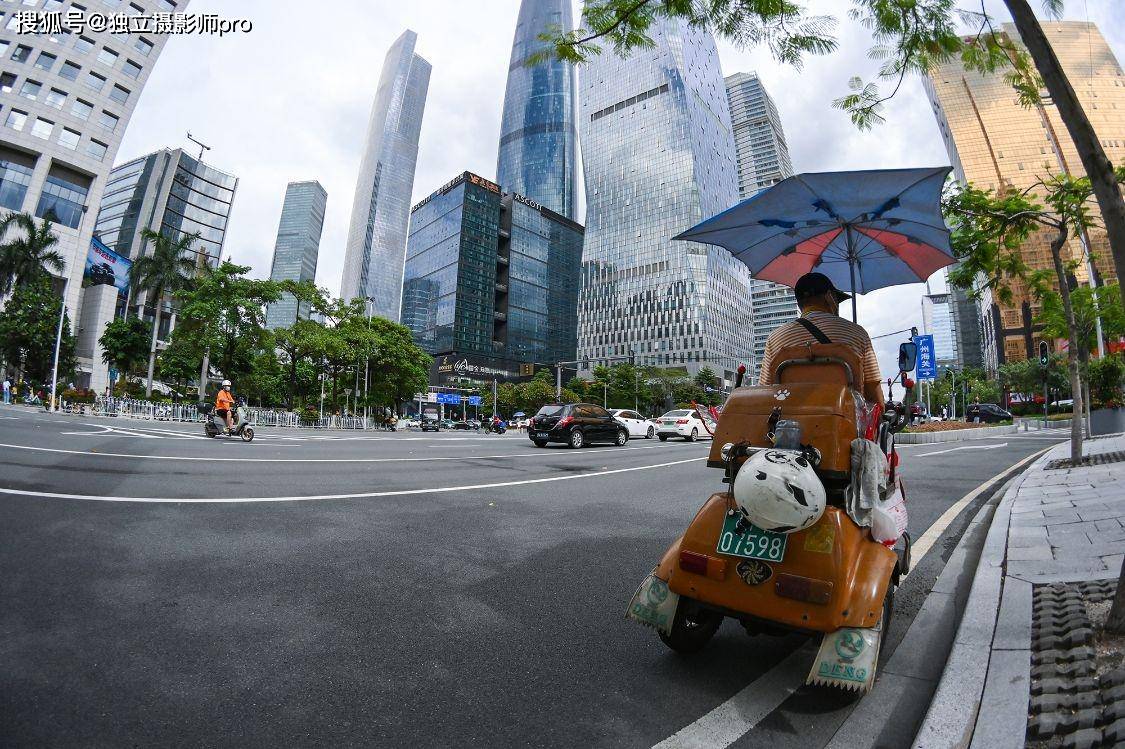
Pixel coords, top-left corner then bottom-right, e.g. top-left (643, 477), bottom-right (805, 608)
top-left (679, 550), bottom-right (710, 576)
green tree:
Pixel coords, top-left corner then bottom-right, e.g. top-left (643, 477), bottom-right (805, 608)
top-left (1037, 282), bottom-right (1125, 357)
top-left (243, 348), bottom-right (286, 407)
top-left (0, 276), bottom-right (75, 384)
top-left (274, 318), bottom-right (329, 408)
top-left (0, 212), bottom-right (64, 296)
top-left (363, 316), bottom-right (432, 413)
top-left (157, 330), bottom-right (204, 395)
top-left (944, 170), bottom-right (1125, 462)
top-left (1086, 353), bottom-right (1124, 406)
top-left (128, 228), bottom-right (198, 397)
top-left (98, 317), bottom-right (151, 387)
top-left (543, 1), bottom-right (1125, 307)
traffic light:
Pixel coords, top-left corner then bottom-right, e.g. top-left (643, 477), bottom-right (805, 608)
top-left (1038, 341), bottom-right (1049, 367)
top-left (519, 363), bottom-right (534, 377)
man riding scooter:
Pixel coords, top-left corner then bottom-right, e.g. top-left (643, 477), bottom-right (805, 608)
top-left (758, 272), bottom-right (884, 407)
top-left (215, 380), bottom-right (235, 435)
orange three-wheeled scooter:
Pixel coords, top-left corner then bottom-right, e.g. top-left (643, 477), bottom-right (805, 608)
top-left (627, 340), bottom-right (917, 692)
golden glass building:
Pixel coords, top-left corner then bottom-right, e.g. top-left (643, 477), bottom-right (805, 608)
top-left (923, 21), bottom-right (1123, 372)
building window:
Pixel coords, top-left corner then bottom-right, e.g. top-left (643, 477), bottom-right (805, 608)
top-left (5, 16), bottom-right (21, 32)
top-left (58, 127), bottom-right (80, 150)
top-left (102, 0), bottom-right (122, 7)
top-left (4, 109), bottom-right (28, 132)
top-left (30, 117), bottom-right (53, 140)
top-left (11, 45), bottom-right (32, 63)
top-left (59, 60), bottom-right (80, 80)
top-left (36, 171), bottom-right (90, 228)
top-left (0, 72), bottom-right (15, 93)
top-left (45, 87), bottom-right (66, 108)
top-left (96, 47), bottom-right (118, 67)
top-left (45, 0), bottom-right (64, 9)
top-left (86, 139), bottom-right (107, 161)
top-left (97, 109), bottom-right (117, 132)
top-left (74, 36), bottom-right (95, 54)
top-left (0, 42), bottom-right (9, 58)
top-left (134, 36), bottom-right (153, 56)
top-left (122, 59), bottom-right (141, 79)
top-left (158, 0), bottom-right (176, 9)
top-left (129, 2), bottom-right (143, 11)
top-left (71, 98), bottom-right (92, 120)
top-left (85, 71), bottom-right (106, 91)
top-left (109, 84), bottom-right (128, 104)
top-left (18, 79), bottom-right (41, 100)
top-left (34, 52), bottom-right (57, 71)
top-left (0, 154), bottom-right (34, 211)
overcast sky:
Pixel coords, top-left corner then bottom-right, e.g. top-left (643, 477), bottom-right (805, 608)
top-left (118, 0), bottom-right (1124, 376)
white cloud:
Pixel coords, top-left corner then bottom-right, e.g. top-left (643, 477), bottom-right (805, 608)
top-left (118, 0), bottom-right (1123, 377)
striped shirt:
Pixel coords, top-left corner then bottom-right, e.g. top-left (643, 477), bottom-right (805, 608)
top-left (758, 310), bottom-right (883, 387)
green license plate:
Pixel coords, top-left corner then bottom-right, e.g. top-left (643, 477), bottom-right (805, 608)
top-left (716, 514), bottom-right (788, 562)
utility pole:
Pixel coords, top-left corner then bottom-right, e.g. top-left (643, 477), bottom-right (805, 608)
top-left (555, 363), bottom-right (562, 401)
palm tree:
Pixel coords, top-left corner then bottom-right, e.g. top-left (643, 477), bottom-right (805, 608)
top-left (0, 212), bottom-right (65, 296)
top-left (129, 228), bottom-right (198, 397)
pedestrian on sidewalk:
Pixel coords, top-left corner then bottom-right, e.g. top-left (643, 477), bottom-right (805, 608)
top-left (2, 376), bottom-right (10, 404)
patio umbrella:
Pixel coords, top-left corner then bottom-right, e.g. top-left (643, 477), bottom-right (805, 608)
top-left (673, 167), bottom-right (955, 320)
top-left (512, 412), bottom-right (526, 417)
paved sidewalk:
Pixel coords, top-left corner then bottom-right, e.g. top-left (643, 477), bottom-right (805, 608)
top-left (915, 434), bottom-right (1125, 748)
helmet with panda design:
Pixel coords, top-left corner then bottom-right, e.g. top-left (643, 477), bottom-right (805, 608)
top-left (732, 449), bottom-right (826, 534)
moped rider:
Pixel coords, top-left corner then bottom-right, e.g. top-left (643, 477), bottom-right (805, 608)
top-left (757, 272), bottom-right (884, 407)
top-left (215, 380), bottom-right (236, 434)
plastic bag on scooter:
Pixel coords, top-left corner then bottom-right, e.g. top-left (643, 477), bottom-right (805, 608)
top-left (870, 482), bottom-right (908, 545)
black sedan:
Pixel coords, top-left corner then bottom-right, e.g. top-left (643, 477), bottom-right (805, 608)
top-left (528, 403), bottom-right (629, 448)
top-left (965, 403), bottom-right (1013, 423)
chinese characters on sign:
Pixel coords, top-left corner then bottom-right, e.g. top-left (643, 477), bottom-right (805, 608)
top-left (12, 11), bottom-right (253, 36)
top-left (913, 334), bottom-right (937, 380)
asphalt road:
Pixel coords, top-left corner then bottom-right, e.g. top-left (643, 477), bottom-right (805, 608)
top-left (0, 406), bottom-right (1065, 747)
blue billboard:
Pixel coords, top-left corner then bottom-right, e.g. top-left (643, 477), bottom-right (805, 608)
top-left (83, 236), bottom-right (131, 297)
top-left (435, 392), bottom-right (461, 405)
top-left (467, 395), bottom-right (481, 406)
top-left (913, 334), bottom-right (937, 380)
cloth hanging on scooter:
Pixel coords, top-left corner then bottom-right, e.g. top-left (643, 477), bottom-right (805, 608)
top-left (845, 438), bottom-right (888, 528)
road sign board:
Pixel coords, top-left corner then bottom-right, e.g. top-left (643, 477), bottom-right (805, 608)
top-left (435, 392), bottom-right (461, 405)
top-left (467, 396), bottom-right (481, 406)
top-left (913, 334), bottom-right (937, 380)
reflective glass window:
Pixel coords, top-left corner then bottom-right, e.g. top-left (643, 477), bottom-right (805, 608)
top-left (85, 71), bottom-right (105, 91)
top-left (45, 87), bottom-right (66, 108)
top-left (134, 36), bottom-right (153, 56)
top-left (30, 117), bottom-right (53, 139)
top-left (10, 45), bottom-right (31, 63)
top-left (18, 78), bottom-right (41, 100)
top-left (71, 98), bottom-right (92, 119)
top-left (34, 52), bottom-right (56, 71)
top-left (36, 172), bottom-right (89, 228)
top-left (97, 109), bottom-right (117, 132)
top-left (96, 47), bottom-right (117, 66)
top-left (0, 72), bottom-right (15, 93)
top-left (86, 139), bottom-right (107, 161)
top-left (0, 155), bottom-right (34, 211)
top-left (4, 109), bottom-right (27, 131)
top-left (74, 36), bottom-right (94, 54)
top-left (58, 127), bottom-right (79, 150)
top-left (59, 60), bottom-right (80, 80)
top-left (109, 84), bottom-right (128, 104)
top-left (122, 59), bottom-right (140, 78)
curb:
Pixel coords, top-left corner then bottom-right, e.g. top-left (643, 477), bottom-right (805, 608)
top-left (912, 445), bottom-right (1057, 748)
top-left (897, 424), bottom-right (1019, 444)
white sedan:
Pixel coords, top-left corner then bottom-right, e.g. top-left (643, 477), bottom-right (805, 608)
top-left (656, 409), bottom-right (713, 442)
top-left (610, 409), bottom-right (656, 439)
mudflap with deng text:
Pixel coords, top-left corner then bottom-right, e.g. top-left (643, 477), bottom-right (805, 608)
top-left (625, 573), bottom-right (680, 636)
top-left (806, 624), bottom-right (882, 692)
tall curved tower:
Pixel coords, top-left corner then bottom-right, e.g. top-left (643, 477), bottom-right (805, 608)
top-left (496, 0), bottom-right (577, 220)
top-left (340, 30), bottom-right (431, 319)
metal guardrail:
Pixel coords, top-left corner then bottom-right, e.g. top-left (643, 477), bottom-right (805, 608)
top-left (54, 397), bottom-right (396, 431)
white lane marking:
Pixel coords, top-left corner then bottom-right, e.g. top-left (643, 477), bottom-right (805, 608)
top-left (650, 446), bottom-right (1055, 748)
top-left (0, 456), bottom-right (703, 503)
top-left (915, 442), bottom-right (1008, 457)
top-left (0, 440), bottom-right (696, 463)
top-left (652, 641), bottom-right (818, 749)
top-left (908, 445), bottom-right (1053, 569)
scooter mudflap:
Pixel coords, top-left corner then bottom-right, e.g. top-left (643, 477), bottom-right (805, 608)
top-left (806, 624), bottom-right (882, 692)
top-left (625, 573), bottom-right (679, 636)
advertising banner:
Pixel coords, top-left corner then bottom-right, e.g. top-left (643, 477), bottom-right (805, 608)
top-left (913, 334), bottom-right (937, 380)
top-left (83, 236), bottom-right (131, 297)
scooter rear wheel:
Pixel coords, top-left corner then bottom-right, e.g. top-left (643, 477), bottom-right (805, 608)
top-left (241, 427), bottom-right (254, 442)
top-left (659, 598), bottom-right (722, 654)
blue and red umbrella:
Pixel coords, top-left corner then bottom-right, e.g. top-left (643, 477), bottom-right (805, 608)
top-left (673, 167), bottom-right (956, 320)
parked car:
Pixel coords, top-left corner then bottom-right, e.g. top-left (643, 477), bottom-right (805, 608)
top-left (451, 420), bottom-right (480, 430)
top-left (528, 403), bottom-right (629, 448)
top-left (441, 419), bottom-right (456, 430)
top-left (610, 408), bottom-right (655, 439)
top-left (420, 414), bottom-right (441, 432)
top-left (400, 417), bottom-right (420, 429)
top-left (655, 409), bottom-right (713, 442)
top-left (965, 403), bottom-right (1013, 423)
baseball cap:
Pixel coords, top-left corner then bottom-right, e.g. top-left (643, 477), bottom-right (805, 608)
top-left (793, 272), bottom-right (852, 302)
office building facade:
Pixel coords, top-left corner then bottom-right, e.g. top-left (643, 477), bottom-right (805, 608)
top-left (922, 291), bottom-right (959, 366)
top-left (496, 0), bottom-right (577, 221)
top-left (923, 21), bottom-right (1122, 372)
top-left (402, 171), bottom-right (583, 374)
top-left (264, 180), bottom-right (326, 329)
top-left (578, 18), bottom-right (752, 381)
top-left (725, 71), bottom-right (799, 381)
top-left (0, 0), bottom-right (188, 392)
top-left (94, 146), bottom-right (237, 337)
top-left (339, 30), bottom-right (430, 321)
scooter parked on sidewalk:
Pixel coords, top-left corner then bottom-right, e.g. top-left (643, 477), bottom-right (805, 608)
top-left (626, 340), bottom-right (917, 695)
top-left (199, 400), bottom-right (255, 442)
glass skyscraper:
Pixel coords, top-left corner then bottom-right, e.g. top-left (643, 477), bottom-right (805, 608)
top-left (496, 0), bottom-right (577, 221)
top-left (340, 30), bottom-right (431, 321)
top-left (577, 18), bottom-right (752, 380)
top-left (402, 171), bottom-right (583, 371)
top-left (265, 180), bottom-right (327, 330)
top-left (725, 71), bottom-right (799, 381)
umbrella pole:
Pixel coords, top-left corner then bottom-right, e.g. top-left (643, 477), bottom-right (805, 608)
top-left (849, 260), bottom-right (858, 322)
top-left (845, 224), bottom-right (858, 322)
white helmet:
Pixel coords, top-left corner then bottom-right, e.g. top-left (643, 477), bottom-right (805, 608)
top-left (222, 380), bottom-right (231, 388)
top-left (733, 449), bottom-right (826, 534)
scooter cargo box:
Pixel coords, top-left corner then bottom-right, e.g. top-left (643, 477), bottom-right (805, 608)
top-left (706, 383), bottom-right (861, 480)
